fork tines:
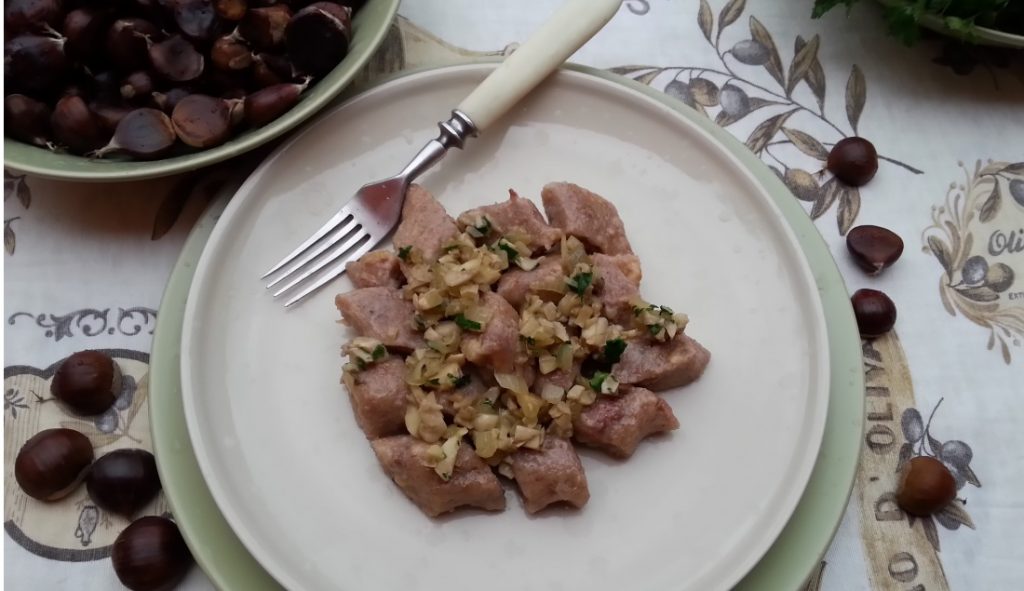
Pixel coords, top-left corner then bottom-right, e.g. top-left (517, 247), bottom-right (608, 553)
top-left (261, 206), bottom-right (374, 307)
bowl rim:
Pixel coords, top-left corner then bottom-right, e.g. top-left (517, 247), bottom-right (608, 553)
top-left (876, 0), bottom-right (1024, 47)
top-left (3, 0), bottom-right (400, 183)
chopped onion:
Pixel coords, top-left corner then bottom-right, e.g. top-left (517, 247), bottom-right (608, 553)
top-left (494, 372), bottom-right (529, 394)
top-left (472, 429), bottom-right (499, 458)
top-left (540, 383), bottom-right (565, 403)
top-left (556, 343), bottom-right (574, 371)
top-left (538, 354), bottom-right (558, 375)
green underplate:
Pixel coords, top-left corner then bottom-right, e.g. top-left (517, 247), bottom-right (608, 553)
top-left (3, 0), bottom-right (399, 183)
top-left (150, 65), bottom-right (864, 590)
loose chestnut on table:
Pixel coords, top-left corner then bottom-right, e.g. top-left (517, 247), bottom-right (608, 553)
top-left (827, 137), bottom-right (878, 187)
top-left (897, 456), bottom-right (957, 516)
top-left (112, 516), bottom-right (194, 591)
top-left (87, 449), bottom-right (162, 517)
top-left (851, 288), bottom-right (897, 339)
top-left (15, 428), bottom-right (94, 501)
top-left (51, 350), bottom-right (122, 415)
top-left (846, 225), bottom-right (904, 276)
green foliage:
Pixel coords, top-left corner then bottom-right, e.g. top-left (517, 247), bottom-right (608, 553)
top-left (812, 0), bottom-right (1022, 45)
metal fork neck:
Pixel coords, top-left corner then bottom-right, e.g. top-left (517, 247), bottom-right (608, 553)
top-left (398, 110), bottom-right (478, 182)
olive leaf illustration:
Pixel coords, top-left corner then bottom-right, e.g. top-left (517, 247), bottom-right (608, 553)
top-left (698, 0), bottom-right (714, 42)
top-left (615, 1), bottom-right (922, 232)
top-left (935, 499), bottom-right (975, 530)
top-left (795, 36), bottom-right (826, 113)
top-left (810, 178), bottom-right (840, 219)
top-left (956, 286), bottom-right (999, 302)
top-left (920, 515), bottom-right (941, 552)
top-left (845, 65), bottom-right (866, 134)
top-left (4, 171), bottom-right (31, 209)
top-left (836, 186), bottom-right (861, 235)
top-left (896, 442), bottom-right (913, 473)
top-left (786, 34), bottom-right (819, 96)
top-left (716, 0), bottom-right (746, 43)
top-left (926, 235), bottom-right (953, 278)
top-left (4, 218), bottom-right (18, 255)
top-left (781, 127), bottom-right (829, 160)
top-left (978, 178), bottom-right (1001, 223)
top-left (749, 16), bottom-right (784, 88)
top-left (745, 108), bottom-right (798, 154)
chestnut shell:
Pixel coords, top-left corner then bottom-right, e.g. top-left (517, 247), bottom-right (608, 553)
top-left (50, 350), bottom-right (122, 415)
top-left (112, 516), bottom-right (194, 591)
top-left (87, 449), bottom-right (161, 516)
top-left (15, 428), bottom-right (94, 501)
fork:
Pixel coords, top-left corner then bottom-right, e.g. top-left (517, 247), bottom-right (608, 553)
top-left (262, 0), bottom-right (622, 307)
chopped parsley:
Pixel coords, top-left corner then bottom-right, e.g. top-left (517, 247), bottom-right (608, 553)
top-left (568, 271), bottom-right (594, 296)
top-left (453, 374), bottom-right (471, 388)
top-left (397, 245), bottom-right (412, 261)
top-left (454, 314), bottom-right (482, 332)
top-left (482, 398), bottom-right (495, 408)
top-left (467, 216), bottom-right (492, 238)
top-left (496, 240), bottom-right (519, 263)
top-left (648, 324), bottom-right (663, 336)
top-left (371, 344), bottom-right (387, 360)
top-left (589, 371), bottom-right (609, 391)
top-left (603, 339), bottom-right (627, 364)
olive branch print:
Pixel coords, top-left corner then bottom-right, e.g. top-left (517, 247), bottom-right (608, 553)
top-left (897, 398), bottom-right (979, 552)
top-left (610, 0), bottom-right (922, 235)
top-left (4, 170), bottom-right (32, 255)
top-left (922, 160), bottom-right (1024, 364)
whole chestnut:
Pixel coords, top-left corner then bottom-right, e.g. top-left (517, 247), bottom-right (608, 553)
top-left (15, 428), bottom-right (94, 501)
top-left (827, 137), bottom-right (878, 187)
top-left (87, 449), bottom-right (161, 516)
top-left (51, 350), bottom-right (122, 415)
top-left (285, 2), bottom-right (351, 76)
top-left (112, 516), bottom-right (194, 591)
top-left (897, 456), bottom-right (956, 516)
top-left (846, 225), bottom-right (904, 276)
top-left (5, 94), bottom-right (52, 147)
top-left (851, 288), bottom-right (897, 338)
top-left (5, 0), bottom-right (65, 36)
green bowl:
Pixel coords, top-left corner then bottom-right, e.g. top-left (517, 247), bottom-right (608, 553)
top-left (3, 0), bottom-right (399, 182)
top-left (876, 0), bottom-right (1024, 47)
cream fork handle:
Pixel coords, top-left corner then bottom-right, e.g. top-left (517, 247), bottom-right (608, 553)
top-left (456, 0), bottom-right (621, 132)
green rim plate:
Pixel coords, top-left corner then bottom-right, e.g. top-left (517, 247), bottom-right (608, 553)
top-left (3, 0), bottom-right (399, 183)
top-left (150, 65), bottom-right (864, 591)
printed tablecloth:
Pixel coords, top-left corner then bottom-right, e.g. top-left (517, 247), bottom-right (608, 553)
top-left (5, 1), bottom-right (1023, 589)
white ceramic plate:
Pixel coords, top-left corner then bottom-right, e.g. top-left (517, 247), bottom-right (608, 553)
top-left (182, 64), bottom-right (830, 591)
